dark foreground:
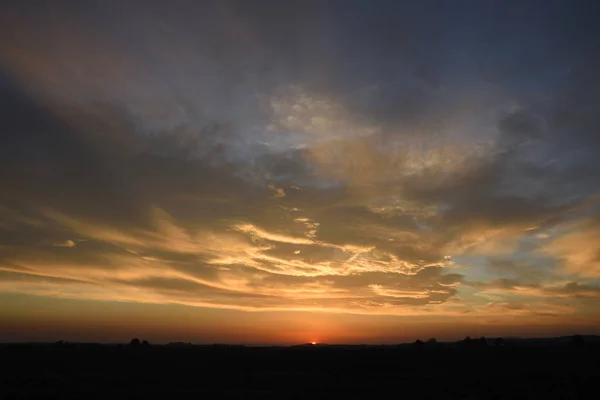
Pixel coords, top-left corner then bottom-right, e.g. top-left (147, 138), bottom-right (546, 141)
top-left (2, 339), bottom-right (599, 399)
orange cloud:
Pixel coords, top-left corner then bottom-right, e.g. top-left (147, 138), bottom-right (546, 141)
top-left (538, 219), bottom-right (600, 277)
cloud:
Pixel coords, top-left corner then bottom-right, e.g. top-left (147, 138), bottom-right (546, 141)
top-left (0, 0), bottom-right (599, 325)
top-left (0, 269), bottom-right (89, 285)
top-left (52, 240), bottom-right (76, 248)
top-left (465, 277), bottom-right (600, 301)
top-left (538, 218), bottom-right (600, 277)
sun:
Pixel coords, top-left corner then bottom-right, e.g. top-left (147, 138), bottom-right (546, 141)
top-left (311, 341), bottom-right (317, 345)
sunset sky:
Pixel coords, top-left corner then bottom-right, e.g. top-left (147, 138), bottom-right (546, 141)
top-left (1, 0), bottom-right (600, 345)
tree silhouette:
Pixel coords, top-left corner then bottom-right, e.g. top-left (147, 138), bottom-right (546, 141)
top-left (130, 338), bottom-right (141, 347)
top-left (571, 335), bottom-right (585, 347)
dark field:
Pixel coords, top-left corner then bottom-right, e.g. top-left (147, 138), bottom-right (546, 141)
top-left (1, 339), bottom-right (599, 399)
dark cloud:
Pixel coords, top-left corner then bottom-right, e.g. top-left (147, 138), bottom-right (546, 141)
top-left (113, 276), bottom-right (274, 300)
top-left (0, 73), bottom-right (146, 227)
top-left (552, 282), bottom-right (600, 298)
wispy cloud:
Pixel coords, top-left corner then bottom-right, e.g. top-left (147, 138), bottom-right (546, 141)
top-left (51, 240), bottom-right (76, 248)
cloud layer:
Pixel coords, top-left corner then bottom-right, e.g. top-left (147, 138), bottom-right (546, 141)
top-left (1, 0), bottom-right (600, 328)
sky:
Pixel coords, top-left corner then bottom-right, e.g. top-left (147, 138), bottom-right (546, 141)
top-left (1, 0), bottom-right (600, 345)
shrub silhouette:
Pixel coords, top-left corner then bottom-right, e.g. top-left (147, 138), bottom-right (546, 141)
top-left (129, 338), bottom-right (141, 347)
top-left (459, 336), bottom-right (487, 348)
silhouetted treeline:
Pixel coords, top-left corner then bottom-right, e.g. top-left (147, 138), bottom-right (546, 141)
top-left (1, 336), bottom-right (599, 399)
